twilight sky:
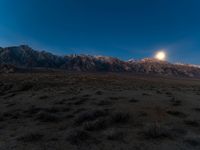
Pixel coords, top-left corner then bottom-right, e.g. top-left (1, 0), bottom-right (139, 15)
top-left (0, 0), bottom-right (200, 64)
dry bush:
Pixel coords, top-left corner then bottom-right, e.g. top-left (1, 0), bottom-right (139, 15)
top-left (73, 108), bottom-right (86, 114)
top-left (165, 91), bottom-right (173, 96)
top-left (96, 100), bottom-right (112, 106)
top-left (96, 91), bottom-right (103, 95)
top-left (1, 83), bottom-right (13, 92)
top-left (142, 124), bottom-right (172, 139)
top-left (172, 100), bottom-right (182, 106)
top-left (23, 106), bottom-right (42, 116)
top-left (193, 108), bottom-right (200, 112)
top-left (110, 112), bottom-right (130, 124)
top-left (156, 90), bottom-right (162, 94)
top-left (54, 98), bottom-right (67, 105)
top-left (170, 127), bottom-right (187, 137)
top-left (109, 97), bottom-right (121, 100)
top-left (184, 138), bottom-right (200, 147)
top-left (83, 118), bottom-right (107, 131)
top-left (73, 98), bottom-right (87, 105)
top-left (66, 129), bottom-right (91, 145)
top-left (43, 107), bottom-right (60, 113)
top-left (142, 93), bottom-right (151, 96)
top-left (74, 109), bottom-right (108, 125)
top-left (18, 132), bottom-right (43, 142)
top-left (105, 129), bottom-right (124, 141)
top-left (184, 120), bottom-right (199, 127)
top-left (0, 113), bottom-right (4, 121)
top-left (36, 111), bottom-right (60, 122)
top-left (129, 98), bottom-right (139, 103)
top-left (19, 82), bottom-right (33, 91)
top-left (39, 95), bottom-right (49, 99)
top-left (166, 110), bottom-right (187, 118)
top-left (170, 97), bottom-right (182, 106)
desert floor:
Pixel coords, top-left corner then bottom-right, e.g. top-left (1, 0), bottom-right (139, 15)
top-left (0, 72), bottom-right (200, 150)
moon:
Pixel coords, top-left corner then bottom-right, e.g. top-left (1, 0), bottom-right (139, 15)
top-left (155, 51), bottom-right (166, 61)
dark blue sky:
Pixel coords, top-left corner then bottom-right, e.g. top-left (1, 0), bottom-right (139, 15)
top-left (0, 0), bottom-right (200, 64)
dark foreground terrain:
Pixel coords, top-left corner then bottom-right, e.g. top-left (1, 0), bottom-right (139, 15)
top-left (0, 73), bottom-right (200, 150)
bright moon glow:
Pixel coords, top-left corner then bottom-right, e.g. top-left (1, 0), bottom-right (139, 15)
top-left (155, 51), bottom-right (166, 61)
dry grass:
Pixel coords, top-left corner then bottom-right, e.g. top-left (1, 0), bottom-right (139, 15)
top-left (141, 124), bottom-right (172, 140)
top-left (0, 72), bottom-right (200, 150)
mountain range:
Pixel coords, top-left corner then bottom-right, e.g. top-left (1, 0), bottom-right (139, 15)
top-left (0, 45), bottom-right (200, 77)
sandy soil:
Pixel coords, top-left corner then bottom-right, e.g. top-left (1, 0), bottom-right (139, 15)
top-left (0, 72), bottom-right (200, 150)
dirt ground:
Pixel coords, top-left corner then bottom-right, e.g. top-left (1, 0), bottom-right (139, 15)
top-left (0, 72), bottom-right (200, 150)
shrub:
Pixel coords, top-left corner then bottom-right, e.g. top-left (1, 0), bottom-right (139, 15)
top-left (83, 118), bottom-right (107, 131)
top-left (96, 100), bottom-right (112, 106)
top-left (184, 120), bottom-right (199, 127)
top-left (96, 91), bottom-right (103, 95)
top-left (18, 132), bottom-right (43, 142)
top-left (110, 112), bottom-right (130, 124)
top-left (74, 109), bottom-right (108, 125)
top-left (142, 124), bottom-right (172, 139)
top-left (184, 138), bottom-right (200, 147)
top-left (129, 98), bottom-right (139, 103)
top-left (105, 129), bottom-right (124, 141)
top-left (166, 110), bottom-right (187, 118)
top-left (19, 82), bottom-right (33, 91)
top-left (66, 129), bottom-right (91, 145)
top-left (36, 111), bottom-right (60, 122)
top-left (194, 108), bottom-right (200, 112)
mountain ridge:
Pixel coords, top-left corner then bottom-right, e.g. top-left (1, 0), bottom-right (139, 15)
top-left (0, 45), bottom-right (200, 77)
